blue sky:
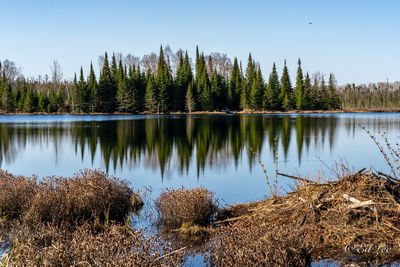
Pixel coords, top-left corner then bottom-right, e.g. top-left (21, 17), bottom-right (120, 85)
top-left (1, 0), bottom-right (399, 84)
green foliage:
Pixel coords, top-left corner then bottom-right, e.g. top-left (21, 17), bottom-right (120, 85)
top-left (295, 59), bottom-right (304, 110)
top-left (0, 47), bottom-right (349, 114)
top-left (265, 63), bottom-right (280, 110)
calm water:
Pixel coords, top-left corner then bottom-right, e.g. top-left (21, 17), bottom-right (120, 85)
top-left (0, 113), bottom-right (399, 204)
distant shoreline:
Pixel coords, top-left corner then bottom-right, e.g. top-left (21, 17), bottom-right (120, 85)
top-left (1, 108), bottom-right (400, 116)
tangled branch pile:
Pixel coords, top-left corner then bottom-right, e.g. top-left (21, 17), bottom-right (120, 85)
top-left (209, 169), bottom-right (400, 266)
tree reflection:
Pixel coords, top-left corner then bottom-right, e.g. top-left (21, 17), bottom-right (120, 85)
top-left (2, 114), bottom-right (391, 177)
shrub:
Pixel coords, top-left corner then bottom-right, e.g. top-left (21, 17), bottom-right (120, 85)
top-left (23, 169), bottom-right (142, 227)
top-left (0, 171), bottom-right (37, 220)
top-left (155, 187), bottom-right (218, 229)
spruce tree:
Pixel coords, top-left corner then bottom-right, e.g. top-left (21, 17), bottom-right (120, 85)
top-left (116, 59), bottom-right (132, 113)
top-left (88, 62), bottom-right (98, 113)
top-left (279, 60), bottom-right (292, 110)
top-left (99, 52), bottom-right (115, 112)
top-left (243, 54), bottom-right (256, 109)
top-left (295, 59), bottom-right (304, 110)
top-left (145, 71), bottom-right (157, 112)
top-left (265, 63), bottom-right (280, 110)
top-left (250, 67), bottom-right (264, 110)
top-left (229, 58), bottom-right (241, 109)
top-left (320, 77), bottom-right (328, 109)
top-left (185, 84), bottom-right (195, 113)
top-left (328, 73), bottom-right (340, 109)
top-left (78, 67), bottom-right (87, 112)
top-left (303, 73), bottom-right (312, 110)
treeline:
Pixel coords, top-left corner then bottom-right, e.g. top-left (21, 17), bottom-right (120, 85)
top-left (340, 82), bottom-right (400, 109)
top-left (0, 45), bottom-right (383, 114)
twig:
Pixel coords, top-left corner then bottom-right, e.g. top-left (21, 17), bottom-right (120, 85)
top-left (152, 247), bottom-right (186, 263)
top-left (277, 172), bottom-right (315, 184)
top-left (377, 171), bottom-right (400, 182)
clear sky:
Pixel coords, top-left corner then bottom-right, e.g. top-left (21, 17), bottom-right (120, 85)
top-left (1, 0), bottom-right (399, 85)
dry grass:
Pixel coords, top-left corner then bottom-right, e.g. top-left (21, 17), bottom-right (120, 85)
top-left (0, 171), bottom-right (38, 221)
top-left (155, 187), bottom-right (218, 229)
top-left (0, 169), bottom-right (142, 229)
top-left (2, 222), bottom-right (187, 266)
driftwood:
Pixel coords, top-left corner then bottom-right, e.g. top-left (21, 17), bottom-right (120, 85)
top-left (343, 194), bottom-right (377, 210)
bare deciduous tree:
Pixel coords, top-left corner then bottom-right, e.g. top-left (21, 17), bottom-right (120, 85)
top-left (208, 52), bottom-right (233, 79)
top-left (141, 53), bottom-right (158, 74)
top-left (124, 54), bottom-right (140, 67)
top-left (50, 60), bottom-right (63, 84)
top-left (2, 59), bottom-right (22, 81)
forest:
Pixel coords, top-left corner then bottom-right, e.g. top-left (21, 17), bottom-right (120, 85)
top-left (0, 45), bottom-right (398, 114)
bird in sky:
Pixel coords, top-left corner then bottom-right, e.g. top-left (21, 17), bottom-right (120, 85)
top-left (308, 22), bottom-right (312, 24)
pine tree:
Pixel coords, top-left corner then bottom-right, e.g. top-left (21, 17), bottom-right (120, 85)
top-left (279, 60), bottom-right (292, 110)
top-left (303, 73), bottom-right (312, 110)
top-left (156, 45), bottom-right (171, 113)
top-left (72, 73), bottom-right (79, 113)
top-left (185, 84), bottom-right (195, 113)
top-left (78, 67), bottom-right (87, 112)
top-left (295, 59), bottom-right (304, 110)
top-left (23, 87), bottom-right (34, 112)
top-left (328, 73), bottom-right (340, 109)
top-left (229, 58), bottom-right (241, 109)
top-left (243, 54), bottom-right (256, 109)
top-left (0, 76), bottom-right (13, 113)
top-left (145, 71), bottom-right (157, 112)
top-left (265, 63), bottom-right (280, 110)
top-left (320, 77), bottom-right (328, 109)
top-left (116, 59), bottom-right (132, 113)
top-left (99, 52), bottom-right (115, 113)
top-left (250, 67), bottom-right (264, 110)
top-left (88, 62), bottom-right (98, 113)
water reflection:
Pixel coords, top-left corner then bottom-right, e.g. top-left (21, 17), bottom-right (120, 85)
top-left (1, 114), bottom-right (400, 176)
top-left (0, 114), bottom-right (400, 204)
top-left (0, 115), bottom-right (343, 174)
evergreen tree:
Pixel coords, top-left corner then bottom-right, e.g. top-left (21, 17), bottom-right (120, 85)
top-left (229, 58), bottom-right (241, 109)
top-left (145, 71), bottom-right (157, 112)
top-left (78, 67), bottom-right (87, 112)
top-left (0, 76), bottom-right (13, 112)
top-left (250, 67), bottom-right (264, 110)
top-left (185, 84), bottom-right (195, 113)
top-left (265, 63), bottom-right (280, 110)
top-left (328, 73), bottom-right (340, 109)
top-left (99, 52), bottom-right (115, 112)
top-left (243, 54), bottom-right (256, 109)
top-left (295, 59), bottom-right (304, 109)
top-left (319, 77), bottom-right (328, 109)
top-left (116, 59), bottom-right (132, 113)
top-left (88, 62), bottom-right (98, 113)
top-left (303, 73), bottom-right (312, 110)
top-left (174, 50), bottom-right (186, 111)
top-left (279, 60), bottom-right (292, 110)
top-left (23, 87), bottom-right (35, 112)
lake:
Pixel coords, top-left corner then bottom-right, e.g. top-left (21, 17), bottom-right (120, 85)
top-left (0, 113), bottom-right (399, 205)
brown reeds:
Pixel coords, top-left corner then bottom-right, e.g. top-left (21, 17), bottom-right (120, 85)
top-left (155, 187), bottom-right (218, 229)
top-left (3, 222), bottom-right (187, 266)
top-left (0, 169), bottom-right (143, 229)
